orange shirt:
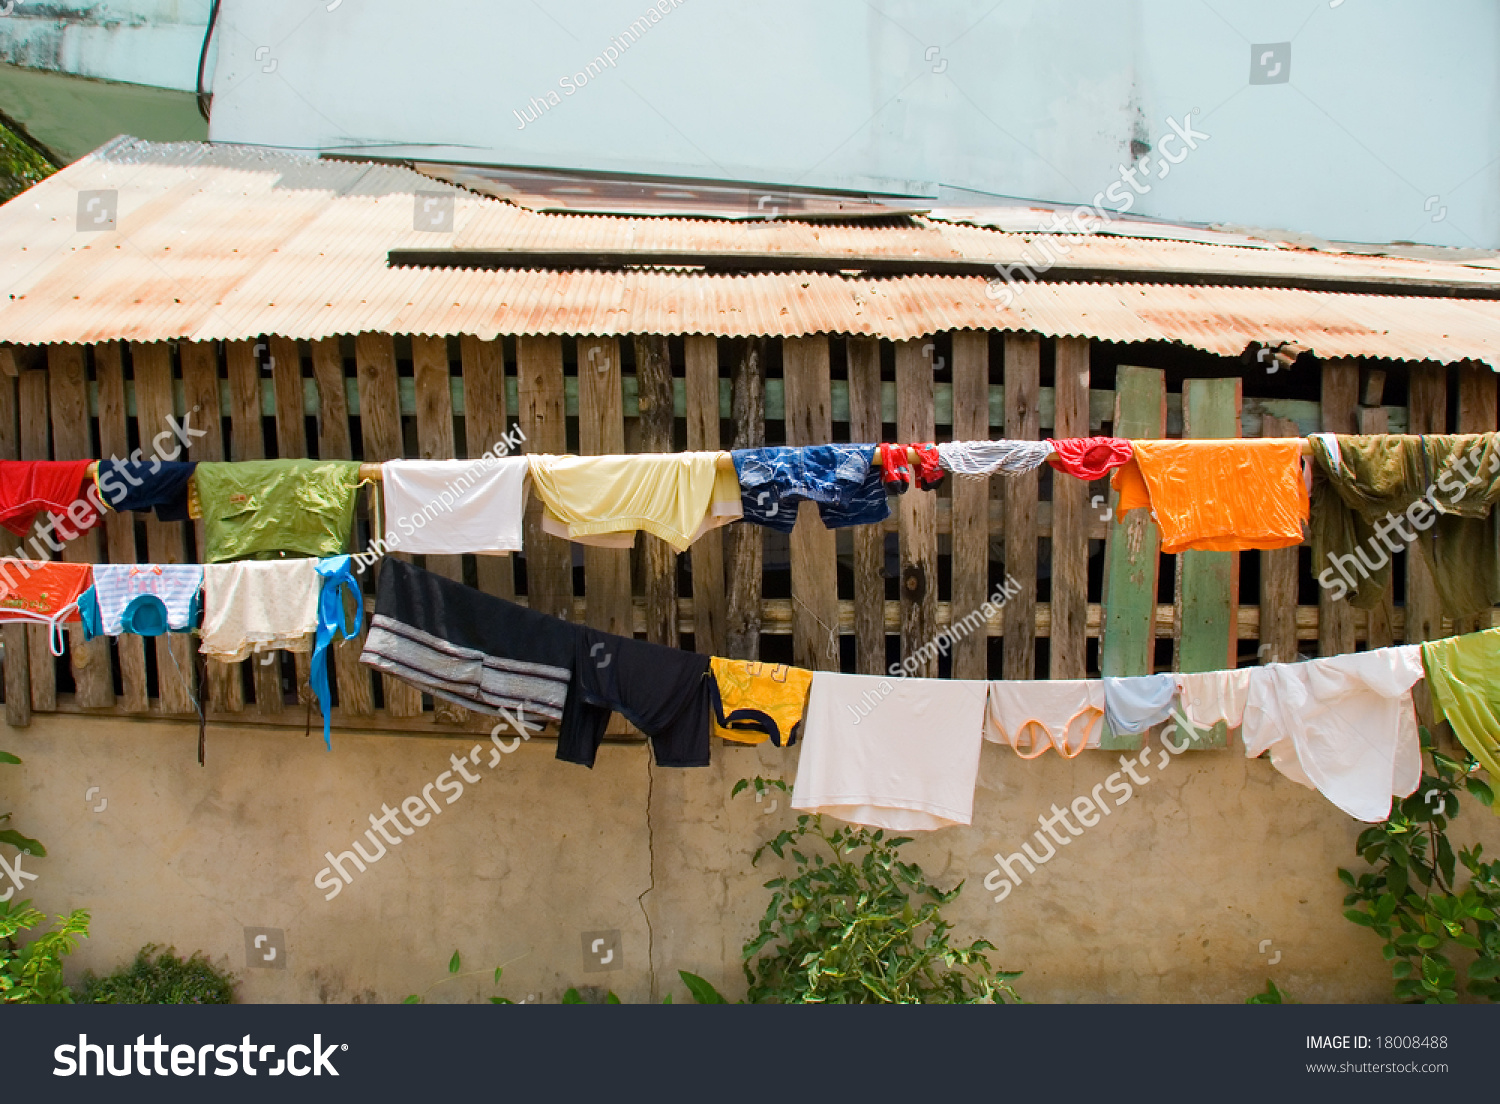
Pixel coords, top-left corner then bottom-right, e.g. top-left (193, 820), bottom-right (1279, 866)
top-left (1111, 439), bottom-right (1308, 553)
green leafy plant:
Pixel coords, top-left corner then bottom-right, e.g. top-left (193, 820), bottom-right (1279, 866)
top-left (731, 777), bottom-right (1022, 1004)
top-left (1245, 979), bottom-right (1293, 1004)
top-left (404, 949), bottom-right (523, 1004)
top-left (0, 898), bottom-right (89, 1004)
top-left (1340, 728), bottom-right (1500, 1004)
top-left (82, 945), bottom-right (237, 1004)
top-left (0, 748), bottom-right (44, 857)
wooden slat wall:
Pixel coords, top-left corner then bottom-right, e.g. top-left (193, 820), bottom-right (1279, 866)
top-left (4, 332), bottom-right (1493, 743)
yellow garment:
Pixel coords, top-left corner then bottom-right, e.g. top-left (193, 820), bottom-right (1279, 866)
top-left (527, 452), bottom-right (741, 552)
top-left (710, 658), bottom-right (813, 748)
top-left (1111, 439), bottom-right (1308, 553)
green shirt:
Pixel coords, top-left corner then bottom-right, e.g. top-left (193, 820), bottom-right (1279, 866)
top-left (194, 460), bottom-right (364, 563)
top-left (1421, 628), bottom-right (1500, 816)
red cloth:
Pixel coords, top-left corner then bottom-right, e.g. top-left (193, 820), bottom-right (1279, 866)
top-left (1045, 437), bottom-right (1133, 481)
top-left (878, 443), bottom-right (912, 494)
top-left (0, 460), bottom-right (97, 537)
top-left (0, 559), bottom-right (91, 623)
top-left (912, 443), bottom-right (944, 490)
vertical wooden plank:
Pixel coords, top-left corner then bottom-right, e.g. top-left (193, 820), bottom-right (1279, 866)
top-left (1453, 362), bottom-right (1497, 634)
top-left (948, 333), bottom-right (990, 680)
top-left (97, 342), bottom-right (150, 713)
top-left (635, 335), bottom-right (679, 648)
top-left (132, 343), bottom-right (195, 716)
top-left (18, 368), bottom-right (54, 712)
top-left (1405, 364), bottom-right (1448, 647)
top-left (575, 337), bottom-right (632, 637)
top-left (1319, 359), bottom-right (1359, 657)
top-left (1001, 334), bottom-right (1039, 680)
top-left (847, 338), bottom-right (887, 675)
top-left (47, 345), bottom-right (114, 708)
top-left (783, 337), bottom-right (841, 671)
top-left (515, 335), bottom-right (573, 622)
top-left (683, 335), bottom-right (726, 656)
top-left (1357, 399), bottom-right (1396, 650)
top-left (895, 340), bottom-right (938, 677)
top-left (224, 340), bottom-right (281, 712)
top-left (1258, 414), bottom-right (1301, 664)
top-left (1098, 365), bottom-right (1166, 751)
top-left (354, 333), bottom-right (424, 717)
top-left (0, 361), bottom-right (29, 726)
top-left (1173, 378), bottom-right (1242, 749)
top-left (723, 338), bottom-right (765, 660)
top-left (459, 335), bottom-right (515, 600)
top-left (310, 337), bottom-right (374, 719)
top-left (270, 335), bottom-right (314, 706)
top-left (1049, 337), bottom-right (1090, 680)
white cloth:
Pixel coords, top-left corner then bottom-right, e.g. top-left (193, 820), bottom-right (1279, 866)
top-left (90, 563), bottom-right (202, 635)
top-left (984, 679), bottom-right (1106, 757)
top-left (791, 672), bottom-right (989, 831)
top-left (936, 440), bottom-right (1052, 477)
top-left (1102, 673), bottom-right (1178, 736)
top-left (1176, 668), bottom-right (1254, 730)
top-left (200, 560), bottom-right (321, 662)
top-left (1241, 646), bottom-right (1425, 822)
top-left (381, 457), bottom-right (528, 555)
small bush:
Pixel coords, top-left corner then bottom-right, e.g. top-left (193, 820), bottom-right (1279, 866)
top-left (83, 945), bottom-right (237, 1005)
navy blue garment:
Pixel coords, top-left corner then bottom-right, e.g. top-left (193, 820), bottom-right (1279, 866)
top-left (96, 459), bottom-right (198, 522)
top-left (731, 444), bottom-right (888, 534)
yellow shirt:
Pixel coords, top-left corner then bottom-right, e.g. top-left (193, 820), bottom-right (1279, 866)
top-left (527, 452), bottom-right (741, 552)
top-left (710, 658), bottom-right (813, 748)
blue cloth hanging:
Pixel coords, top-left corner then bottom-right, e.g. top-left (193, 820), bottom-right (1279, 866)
top-left (312, 555), bottom-right (363, 749)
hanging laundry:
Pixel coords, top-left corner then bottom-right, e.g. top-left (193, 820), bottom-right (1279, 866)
top-left (527, 452), bottom-right (740, 552)
top-left (78, 563), bottom-right (202, 639)
top-left (0, 459), bottom-right (97, 536)
top-left (192, 459), bottom-right (365, 562)
top-left (1046, 436), bottom-right (1134, 481)
top-left (95, 459), bottom-right (197, 521)
top-left (1112, 439), bottom-right (1308, 553)
top-left (710, 658), bottom-right (812, 748)
top-left (360, 557), bottom-right (576, 724)
top-left (1241, 647), bottom-right (1425, 823)
top-left (790, 671), bottom-right (989, 831)
top-left (936, 440), bottom-right (1051, 477)
top-left (878, 443), bottom-right (944, 493)
top-left (0, 559), bottom-right (91, 655)
top-left (985, 679), bottom-right (1106, 757)
top-left (565, 626), bottom-right (719, 768)
top-left (309, 555), bottom-right (363, 749)
top-left (199, 559), bottom-right (321, 662)
top-left (732, 444), bottom-right (888, 533)
top-left (379, 457), bottom-right (528, 555)
top-left (1309, 433), bottom-right (1500, 618)
top-left (1420, 628), bottom-right (1500, 808)
top-left (1102, 673), bottom-right (1178, 737)
top-left (1176, 667), bottom-right (1254, 730)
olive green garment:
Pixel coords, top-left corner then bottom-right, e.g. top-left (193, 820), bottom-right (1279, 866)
top-left (194, 460), bottom-right (364, 563)
top-left (1421, 628), bottom-right (1500, 814)
top-left (1309, 434), bottom-right (1500, 619)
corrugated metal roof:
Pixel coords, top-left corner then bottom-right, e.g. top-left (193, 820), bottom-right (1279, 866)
top-left (0, 137), bottom-right (1497, 366)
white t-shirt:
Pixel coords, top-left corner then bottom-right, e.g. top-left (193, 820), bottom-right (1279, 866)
top-left (790, 671), bottom-right (989, 832)
top-left (381, 457), bottom-right (528, 555)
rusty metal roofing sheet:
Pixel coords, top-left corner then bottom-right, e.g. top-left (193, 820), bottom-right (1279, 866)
top-left (0, 138), bottom-right (1497, 366)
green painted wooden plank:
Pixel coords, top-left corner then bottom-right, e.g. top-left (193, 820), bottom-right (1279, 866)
top-left (1174, 377), bottom-right (1241, 750)
top-left (1098, 365), bottom-right (1166, 751)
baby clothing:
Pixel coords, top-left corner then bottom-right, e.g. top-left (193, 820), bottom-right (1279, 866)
top-left (192, 459), bottom-right (364, 562)
top-left (984, 679), bottom-right (1106, 758)
top-left (380, 457), bottom-right (528, 555)
top-left (791, 671), bottom-right (989, 831)
top-left (936, 440), bottom-right (1051, 477)
top-left (528, 452), bottom-right (740, 552)
top-left (0, 559), bottom-right (91, 655)
top-left (878, 443), bottom-right (944, 493)
top-left (1102, 673), bottom-right (1178, 736)
top-left (79, 563), bottom-right (202, 639)
top-left (1175, 667), bottom-right (1254, 730)
top-left (199, 559), bottom-right (321, 661)
top-left (732, 445), bottom-right (889, 534)
top-left (710, 658), bottom-right (813, 748)
top-left (1046, 437), bottom-right (1133, 481)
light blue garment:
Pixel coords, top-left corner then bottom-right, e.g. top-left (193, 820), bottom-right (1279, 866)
top-left (1102, 673), bottom-right (1179, 736)
top-left (312, 555), bottom-right (363, 750)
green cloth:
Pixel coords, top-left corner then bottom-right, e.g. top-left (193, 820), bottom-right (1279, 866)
top-left (194, 460), bottom-right (364, 563)
top-left (1310, 433), bottom-right (1500, 619)
top-left (1421, 628), bottom-right (1500, 812)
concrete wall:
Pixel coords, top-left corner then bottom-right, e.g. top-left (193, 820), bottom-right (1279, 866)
top-left (4, 711), bottom-right (1495, 1004)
